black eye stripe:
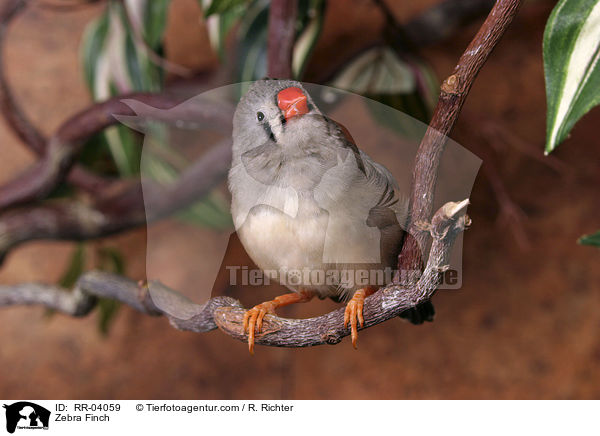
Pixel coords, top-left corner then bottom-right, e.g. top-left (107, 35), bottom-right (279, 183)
top-left (262, 123), bottom-right (276, 142)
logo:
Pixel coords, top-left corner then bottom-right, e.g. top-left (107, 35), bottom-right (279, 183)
top-left (3, 402), bottom-right (50, 434)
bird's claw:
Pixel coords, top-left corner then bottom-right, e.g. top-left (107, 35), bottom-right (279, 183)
top-left (243, 302), bottom-right (275, 354)
top-left (344, 291), bottom-right (367, 349)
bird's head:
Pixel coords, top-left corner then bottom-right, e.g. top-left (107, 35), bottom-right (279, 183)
top-left (232, 79), bottom-right (323, 150)
top-left (232, 79), bottom-right (348, 190)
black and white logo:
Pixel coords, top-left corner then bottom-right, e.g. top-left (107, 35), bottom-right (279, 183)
top-left (3, 402), bottom-right (50, 434)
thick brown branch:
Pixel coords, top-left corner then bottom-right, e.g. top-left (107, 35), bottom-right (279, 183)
top-left (267, 0), bottom-right (297, 79)
top-left (399, 0), bottom-right (521, 272)
top-left (0, 93), bottom-right (230, 211)
top-left (0, 0), bottom-right (43, 151)
top-left (0, 0), bottom-right (111, 194)
top-left (0, 140), bottom-right (232, 263)
top-left (0, 270), bottom-right (241, 332)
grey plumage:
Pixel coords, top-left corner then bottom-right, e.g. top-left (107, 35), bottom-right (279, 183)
top-left (228, 79), bottom-right (411, 304)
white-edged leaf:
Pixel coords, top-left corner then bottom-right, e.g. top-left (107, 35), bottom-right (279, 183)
top-left (235, 0), bottom-right (269, 84)
top-left (292, 0), bottom-right (326, 78)
top-left (80, 0), bottom-right (169, 175)
top-left (234, 0), bottom-right (327, 83)
top-left (328, 46), bottom-right (438, 139)
top-left (329, 47), bottom-right (416, 95)
top-left (543, 0), bottom-right (600, 154)
top-left (80, 12), bottom-right (110, 92)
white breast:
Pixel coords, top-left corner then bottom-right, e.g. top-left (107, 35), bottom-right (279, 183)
top-left (236, 204), bottom-right (329, 274)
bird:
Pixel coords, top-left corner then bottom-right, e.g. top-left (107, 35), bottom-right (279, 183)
top-left (228, 79), bottom-right (433, 353)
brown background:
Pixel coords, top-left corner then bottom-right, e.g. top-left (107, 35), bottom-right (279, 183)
top-left (0, 0), bottom-right (599, 399)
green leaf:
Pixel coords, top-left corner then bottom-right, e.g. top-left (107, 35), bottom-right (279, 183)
top-left (234, 0), bottom-right (269, 84)
top-left (202, 0), bottom-right (248, 17)
top-left (97, 247), bottom-right (126, 276)
top-left (143, 0), bottom-right (171, 48)
top-left (59, 244), bottom-right (86, 289)
top-left (233, 0), bottom-right (327, 85)
top-left (578, 230), bottom-right (600, 247)
top-left (330, 47), bottom-right (416, 95)
top-left (543, 0), bottom-right (600, 154)
top-left (205, 4), bottom-right (246, 58)
top-left (328, 46), bottom-right (437, 139)
top-left (80, 12), bottom-right (110, 92)
top-left (142, 150), bottom-right (233, 230)
top-left (292, 0), bottom-right (326, 78)
top-left (176, 192), bottom-right (234, 230)
top-left (97, 298), bottom-right (121, 336)
top-left (80, 0), bottom-right (169, 176)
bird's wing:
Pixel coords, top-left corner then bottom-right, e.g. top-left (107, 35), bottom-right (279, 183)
top-left (325, 116), bottom-right (408, 225)
top-left (360, 151), bottom-right (403, 210)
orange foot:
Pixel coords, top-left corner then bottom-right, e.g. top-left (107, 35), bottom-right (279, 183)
top-left (344, 287), bottom-right (377, 349)
top-left (243, 290), bottom-right (314, 354)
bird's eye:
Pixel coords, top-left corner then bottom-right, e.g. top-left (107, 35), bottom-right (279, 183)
top-left (256, 111), bottom-right (265, 122)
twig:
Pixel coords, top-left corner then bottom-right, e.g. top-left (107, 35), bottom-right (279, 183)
top-left (477, 140), bottom-right (531, 250)
top-left (481, 121), bottom-right (574, 177)
top-left (399, 0), bottom-right (522, 273)
top-left (0, 200), bottom-right (469, 347)
top-left (267, 0), bottom-right (297, 79)
top-left (404, 0), bottom-right (496, 47)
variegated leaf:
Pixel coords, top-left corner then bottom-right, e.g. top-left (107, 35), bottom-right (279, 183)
top-left (81, 0), bottom-right (169, 175)
top-left (329, 46), bottom-right (438, 138)
top-left (544, 0), bottom-right (600, 153)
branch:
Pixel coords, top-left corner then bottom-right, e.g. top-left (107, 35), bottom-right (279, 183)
top-left (0, 0), bottom-right (110, 194)
top-left (0, 200), bottom-right (469, 346)
top-left (0, 140), bottom-right (232, 263)
top-left (0, 93), bottom-right (229, 211)
top-left (399, 0), bottom-right (522, 272)
top-left (267, 0), bottom-right (297, 79)
top-left (0, 270), bottom-right (241, 332)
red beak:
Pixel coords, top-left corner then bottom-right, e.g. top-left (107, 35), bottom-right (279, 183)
top-left (277, 87), bottom-right (309, 120)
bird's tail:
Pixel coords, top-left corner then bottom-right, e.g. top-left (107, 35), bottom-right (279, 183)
top-left (399, 299), bottom-right (435, 324)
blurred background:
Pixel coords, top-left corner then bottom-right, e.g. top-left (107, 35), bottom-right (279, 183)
top-left (0, 0), bottom-right (599, 399)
